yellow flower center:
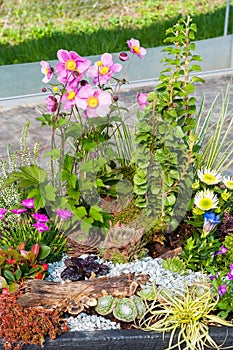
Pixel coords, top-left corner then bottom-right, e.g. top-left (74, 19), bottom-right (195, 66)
top-left (97, 61), bottom-right (102, 66)
top-left (67, 90), bottom-right (76, 100)
top-left (99, 66), bottom-right (110, 76)
top-left (87, 96), bottom-right (98, 108)
top-left (203, 174), bottom-right (216, 184)
top-left (198, 198), bottom-right (214, 210)
top-left (132, 45), bottom-right (140, 54)
top-left (65, 59), bottom-right (77, 71)
top-left (53, 85), bottom-right (59, 92)
top-left (45, 67), bottom-right (49, 74)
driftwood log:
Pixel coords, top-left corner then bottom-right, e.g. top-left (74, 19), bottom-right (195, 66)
top-left (18, 273), bottom-right (149, 314)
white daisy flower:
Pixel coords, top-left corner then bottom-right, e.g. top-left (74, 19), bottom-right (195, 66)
top-left (194, 189), bottom-right (218, 211)
top-left (222, 176), bottom-right (233, 190)
top-left (197, 168), bottom-right (222, 185)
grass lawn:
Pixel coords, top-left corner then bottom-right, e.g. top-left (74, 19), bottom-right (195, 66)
top-left (0, 0), bottom-right (232, 65)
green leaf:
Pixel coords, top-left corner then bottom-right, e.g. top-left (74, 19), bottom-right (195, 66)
top-left (38, 245), bottom-right (51, 260)
top-left (166, 193), bottom-right (176, 206)
top-left (44, 149), bottom-right (60, 159)
top-left (65, 124), bottom-right (82, 139)
top-left (43, 184), bottom-right (56, 201)
top-left (90, 206), bottom-right (104, 223)
top-left (73, 206), bottom-right (87, 219)
top-left (3, 270), bottom-right (15, 282)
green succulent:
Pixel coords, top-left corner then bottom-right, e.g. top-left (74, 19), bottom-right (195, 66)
top-left (100, 224), bottom-right (147, 264)
top-left (95, 295), bottom-right (116, 316)
top-left (137, 285), bottom-right (157, 301)
top-left (162, 256), bottom-right (188, 275)
top-left (113, 298), bottom-right (138, 322)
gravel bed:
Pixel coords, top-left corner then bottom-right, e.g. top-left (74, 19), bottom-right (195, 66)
top-left (46, 254), bottom-right (208, 332)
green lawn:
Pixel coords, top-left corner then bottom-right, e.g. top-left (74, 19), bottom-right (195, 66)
top-left (0, 0), bottom-right (232, 65)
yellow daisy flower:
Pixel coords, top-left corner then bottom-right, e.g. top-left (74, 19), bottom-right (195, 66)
top-left (222, 176), bottom-right (233, 190)
top-left (194, 189), bottom-right (218, 211)
top-left (197, 168), bottom-right (222, 185)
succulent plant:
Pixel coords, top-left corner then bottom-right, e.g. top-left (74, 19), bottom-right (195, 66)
top-left (162, 256), bottom-right (188, 275)
top-left (137, 285), bottom-right (157, 301)
top-left (95, 295), bottom-right (117, 315)
top-left (113, 297), bottom-right (138, 322)
top-left (60, 255), bottom-right (109, 281)
top-left (99, 223), bottom-right (147, 264)
top-left (130, 295), bottom-right (146, 318)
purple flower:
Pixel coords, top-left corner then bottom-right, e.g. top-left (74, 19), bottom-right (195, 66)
top-left (227, 263), bottom-right (233, 280)
top-left (209, 275), bottom-right (217, 281)
top-left (137, 92), bottom-right (149, 110)
top-left (21, 198), bottom-right (34, 209)
top-left (0, 208), bottom-right (6, 220)
top-left (218, 284), bottom-right (227, 296)
top-left (33, 222), bottom-right (50, 233)
top-left (214, 245), bottom-right (229, 257)
top-left (33, 213), bottom-right (49, 223)
top-left (10, 209), bottom-right (27, 215)
top-left (203, 211), bottom-right (221, 235)
top-left (55, 208), bottom-right (73, 221)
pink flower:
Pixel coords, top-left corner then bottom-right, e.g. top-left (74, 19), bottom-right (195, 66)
top-left (40, 61), bottom-right (54, 83)
top-left (227, 263), bottom-right (233, 280)
top-left (62, 87), bottom-right (79, 109)
top-left (127, 38), bottom-right (147, 58)
top-left (33, 213), bottom-right (49, 223)
top-left (10, 209), bottom-right (27, 215)
top-left (218, 284), bottom-right (227, 296)
top-left (21, 198), bottom-right (34, 209)
top-left (87, 53), bottom-right (122, 85)
top-left (55, 208), bottom-right (73, 221)
top-left (137, 92), bottom-right (149, 110)
top-left (46, 95), bottom-right (58, 113)
top-left (56, 49), bottom-right (91, 84)
top-left (75, 84), bottom-right (112, 118)
top-left (0, 208), bottom-right (6, 220)
top-left (33, 222), bottom-right (50, 233)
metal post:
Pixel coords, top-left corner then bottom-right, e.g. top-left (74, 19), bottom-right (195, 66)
top-left (224, 0), bottom-right (231, 36)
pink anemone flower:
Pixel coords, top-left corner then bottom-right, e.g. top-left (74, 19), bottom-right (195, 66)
top-left (62, 87), bottom-right (79, 109)
top-left (56, 49), bottom-right (91, 84)
top-left (45, 95), bottom-right (58, 113)
top-left (127, 38), bottom-right (147, 59)
top-left (87, 53), bottom-right (122, 85)
top-left (40, 61), bottom-right (54, 83)
top-left (75, 84), bottom-right (112, 118)
top-left (137, 92), bottom-right (149, 110)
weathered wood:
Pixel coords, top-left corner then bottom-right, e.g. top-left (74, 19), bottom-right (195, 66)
top-left (18, 273), bottom-right (149, 314)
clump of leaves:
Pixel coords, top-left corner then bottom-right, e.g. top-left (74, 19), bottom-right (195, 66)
top-left (61, 255), bottom-right (109, 281)
top-left (0, 290), bottom-right (68, 350)
top-left (0, 244), bottom-right (50, 292)
top-left (99, 223), bottom-right (147, 264)
top-left (138, 284), bottom-right (232, 350)
top-left (162, 256), bottom-right (188, 275)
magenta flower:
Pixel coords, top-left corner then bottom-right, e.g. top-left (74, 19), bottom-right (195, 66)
top-left (40, 61), bottom-right (54, 83)
top-left (137, 92), bottom-right (149, 110)
top-left (33, 222), bottom-right (50, 233)
top-left (75, 84), bottom-right (112, 118)
top-left (46, 95), bottom-right (58, 113)
top-left (218, 284), bottom-right (227, 296)
top-left (10, 209), bottom-right (27, 215)
top-left (21, 198), bottom-right (34, 209)
top-left (127, 38), bottom-right (147, 58)
top-left (227, 263), bottom-right (233, 280)
top-left (55, 208), bottom-right (73, 221)
top-left (0, 208), bottom-right (6, 220)
top-left (214, 245), bottom-right (229, 257)
top-left (33, 213), bottom-right (49, 223)
top-left (87, 53), bottom-right (122, 85)
top-left (119, 52), bottom-right (129, 61)
top-left (56, 49), bottom-right (91, 84)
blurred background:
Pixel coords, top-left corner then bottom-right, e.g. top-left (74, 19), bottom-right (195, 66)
top-left (0, 0), bottom-right (232, 66)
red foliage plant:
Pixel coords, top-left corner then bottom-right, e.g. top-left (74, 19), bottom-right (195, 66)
top-left (0, 290), bottom-right (69, 350)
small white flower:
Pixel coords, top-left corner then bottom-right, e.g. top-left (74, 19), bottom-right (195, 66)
top-left (194, 189), bottom-right (218, 211)
top-left (222, 176), bottom-right (233, 190)
top-left (197, 168), bottom-right (222, 185)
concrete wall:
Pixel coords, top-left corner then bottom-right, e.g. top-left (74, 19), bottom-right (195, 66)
top-left (1, 35), bottom-right (233, 101)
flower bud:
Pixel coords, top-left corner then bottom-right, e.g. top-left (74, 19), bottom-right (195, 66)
top-left (119, 52), bottom-right (129, 61)
top-left (42, 87), bottom-right (47, 93)
top-left (113, 95), bottom-right (118, 102)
